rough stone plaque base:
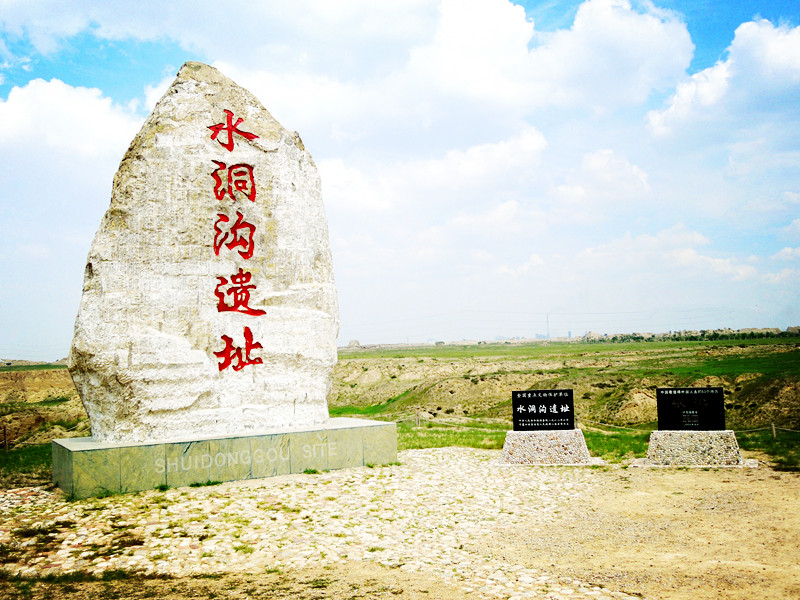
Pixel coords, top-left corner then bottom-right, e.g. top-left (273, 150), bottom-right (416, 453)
top-left (500, 429), bottom-right (596, 465)
top-left (641, 430), bottom-right (743, 466)
top-left (52, 418), bottom-right (396, 499)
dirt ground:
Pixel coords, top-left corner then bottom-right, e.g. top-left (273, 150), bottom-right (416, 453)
top-left (0, 563), bottom-right (464, 600)
top-left (487, 462), bottom-right (800, 599)
top-left (0, 369), bottom-right (87, 454)
top-left (2, 351), bottom-right (798, 599)
top-left (0, 369), bottom-right (76, 404)
top-left (2, 460), bottom-right (798, 600)
top-left (331, 343), bottom-right (800, 429)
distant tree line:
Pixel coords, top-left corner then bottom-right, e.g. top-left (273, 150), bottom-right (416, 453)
top-left (584, 329), bottom-right (800, 343)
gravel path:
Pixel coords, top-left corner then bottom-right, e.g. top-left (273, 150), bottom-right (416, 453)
top-left (1, 447), bottom-right (642, 600)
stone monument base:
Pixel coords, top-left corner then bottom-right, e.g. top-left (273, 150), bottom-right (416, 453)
top-left (500, 429), bottom-right (596, 465)
top-left (52, 418), bottom-right (396, 499)
top-left (640, 430), bottom-right (743, 466)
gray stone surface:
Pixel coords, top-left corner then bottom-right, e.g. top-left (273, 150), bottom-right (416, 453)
top-left (68, 61), bottom-right (338, 443)
top-left (500, 429), bottom-right (595, 465)
top-left (52, 418), bottom-right (397, 498)
top-left (643, 430), bottom-right (743, 466)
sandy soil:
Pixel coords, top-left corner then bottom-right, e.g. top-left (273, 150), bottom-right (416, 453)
top-left (0, 369), bottom-right (76, 404)
top-left (0, 369), bottom-right (87, 455)
top-left (484, 463), bottom-right (800, 599)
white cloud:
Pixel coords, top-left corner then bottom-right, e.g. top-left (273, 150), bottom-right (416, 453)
top-left (406, 0), bottom-right (534, 103)
top-left (1, 1), bottom-right (438, 78)
top-left (0, 77), bottom-right (143, 358)
top-left (2, 1), bottom-right (799, 354)
top-left (0, 78), bottom-right (140, 156)
top-left (730, 19), bottom-right (800, 89)
top-left (496, 253), bottom-right (545, 277)
top-left (212, 62), bottom-right (371, 145)
top-left (318, 158), bottom-right (393, 212)
top-left (331, 231), bottom-right (399, 271)
top-left (1, 0), bottom-right (694, 116)
top-left (669, 248), bottom-right (757, 281)
top-left (786, 218), bottom-right (800, 238)
top-left (648, 19), bottom-right (800, 135)
top-left (554, 149), bottom-right (650, 222)
top-left (0, 2), bottom-right (89, 54)
top-left (450, 200), bottom-right (531, 234)
top-left (773, 247), bottom-right (800, 260)
top-left (14, 243), bottom-right (51, 260)
top-left (570, 225), bottom-right (707, 271)
top-left (412, 223), bottom-right (767, 340)
top-left (647, 61), bottom-right (730, 135)
top-left (462, 225), bottom-right (744, 294)
top-left (412, 125), bottom-right (547, 190)
top-left (144, 75), bottom-right (175, 112)
top-left (527, 0), bottom-right (692, 111)
top-left (542, 226), bottom-right (761, 293)
top-left (131, 0), bottom-right (694, 150)
top-left (763, 268), bottom-right (800, 284)
top-left (579, 149), bottom-right (648, 190)
top-left (320, 125), bottom-right (547, 218)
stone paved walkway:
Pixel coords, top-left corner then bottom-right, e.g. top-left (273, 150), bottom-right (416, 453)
top-left (0, 447), bottom-right (641, 600)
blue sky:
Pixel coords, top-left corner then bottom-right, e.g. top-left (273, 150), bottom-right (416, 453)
top-left (1, 0), bottom-right (800, 359)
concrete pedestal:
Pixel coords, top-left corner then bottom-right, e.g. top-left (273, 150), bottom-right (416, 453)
top-left (643, 430), bottom-right (743, 466)
top-left (500, 429), bottom-right (595, 465)
top-left (52, 418), bottom-right (396, 498)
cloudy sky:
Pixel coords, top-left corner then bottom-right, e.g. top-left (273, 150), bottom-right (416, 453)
top-left (2, 0), bottom-right (800, 360)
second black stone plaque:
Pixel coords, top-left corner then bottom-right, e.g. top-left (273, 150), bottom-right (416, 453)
top-left (656, 387), bottom-right (725, 430)
top-left (513, 390), bottom-right (574, 430)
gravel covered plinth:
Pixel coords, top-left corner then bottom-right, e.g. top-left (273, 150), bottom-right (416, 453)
top-left (500, 429), bottom-right (596, 465)
top-left (643, 430), bottom-right (743, 466)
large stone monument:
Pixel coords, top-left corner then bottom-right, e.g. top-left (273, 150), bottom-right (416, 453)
top-left (53, 62), bottom-right (395, 497)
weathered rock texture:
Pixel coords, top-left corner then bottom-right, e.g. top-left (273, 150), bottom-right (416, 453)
top-left (69, 62), bottom-right (338, 443)
top-left (500, 429), bottom-right (594, 465)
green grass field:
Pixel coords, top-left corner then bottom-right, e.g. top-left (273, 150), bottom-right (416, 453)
top-left (0, 444), bottom-right (51, 488)
top-left (338, 337), bottom-right (800, 361)
top-left (1, 421), bottom-right (797, 490)
top-left (0, 364), bottom-right (67, 373)
top-left (336, 338), bottom-right (799, 469)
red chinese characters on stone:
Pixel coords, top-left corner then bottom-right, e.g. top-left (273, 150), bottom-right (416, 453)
top-left (213, 211), bottom-right (255, 260)
top-left (208, 111), bottom-right (263, 372)
top-left (208, 109), bottom-right (258, 152)
top-left (211, 161), bottom-right (256, 202)
top-left (215, 268), bottom-right (266, 316)
top-left (214, 326), bottom-right (263, 372)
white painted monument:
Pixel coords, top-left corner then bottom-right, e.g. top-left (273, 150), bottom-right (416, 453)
top-left (69, 62), bottom-right (338, 443)
top-left (55, 62), bottom-right (395, 498)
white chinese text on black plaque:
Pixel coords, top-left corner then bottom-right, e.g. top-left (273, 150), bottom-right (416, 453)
top-left (512, 390), bottom-right (574, 431)
top-left (656, 387), bottom-right (725, 430)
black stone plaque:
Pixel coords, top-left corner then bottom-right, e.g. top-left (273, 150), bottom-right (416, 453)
top-left (656, 387), bottom-right (725, 430)
top-left (512, 390), bottom-right (574, 431)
